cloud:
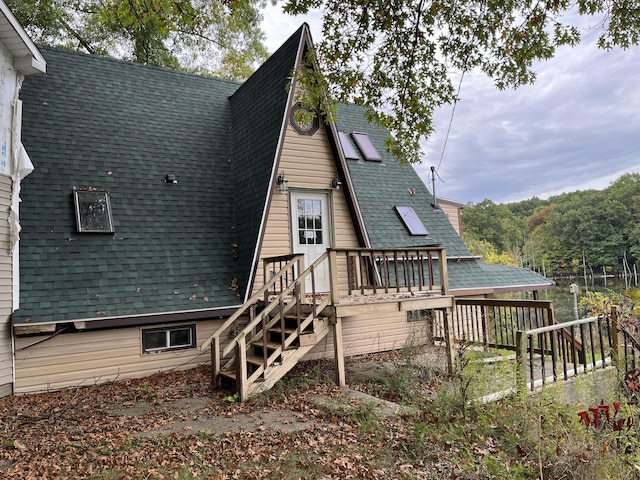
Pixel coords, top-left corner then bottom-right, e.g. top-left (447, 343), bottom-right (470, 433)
top-left (260, 5), bottom-right (640, 206)
top-left (421, 32), bottom-right (640, 205)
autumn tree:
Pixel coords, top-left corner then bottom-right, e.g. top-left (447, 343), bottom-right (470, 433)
top-left (8, 0), bottom-right (268, 80)
top-left (606, 173), bottom-right (640, 222)
top-left (284, 0), bottom-right (640, 163)
top-left (461, 199), bottom-right (526, 258)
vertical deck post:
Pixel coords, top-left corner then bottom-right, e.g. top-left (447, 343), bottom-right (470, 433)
top-left (442, 307), bottom-right (456, 375)
top-left (328, 249), bottom-right (340, 306)
top-left (515, 330), bottom-right (527, 395)
top-left (332, 316), bottom-right (346, 387)
top-left (610, 305), bottom-right (620, 369)
top-left (263, 258), bottom-right (269, 304)
top-left (438, 248), bottom-right (449, 295)
top-left (297, 255), bottom-right (306, 300)
top-left (235, 341), bottom-right (248, 401)
top-left (211, 335), bottom-right (220, 387)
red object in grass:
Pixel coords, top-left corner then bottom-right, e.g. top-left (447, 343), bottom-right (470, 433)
top-left (578, 411), bottom-right (590, 428)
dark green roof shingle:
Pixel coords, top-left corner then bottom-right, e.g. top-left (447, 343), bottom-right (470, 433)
top-left (336, 103), bottom-right (471, 256)
top-left (17, 48), bottom-right (246, 323)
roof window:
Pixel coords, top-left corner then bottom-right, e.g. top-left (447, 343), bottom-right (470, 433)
top-left (73, 187), bottom-right (114, 233)
top-left (394, 205), bottom-right (428, 236)
top-left (351, 132), bottom-right (382, 161)
top-left (338, 131), bottom-right (359, 160)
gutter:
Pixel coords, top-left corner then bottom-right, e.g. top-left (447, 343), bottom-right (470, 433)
top-left (13, 304), bottom-right (242, 336)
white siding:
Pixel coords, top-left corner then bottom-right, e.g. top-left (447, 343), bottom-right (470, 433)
top-left (0, 42), bottom-right (16, 395)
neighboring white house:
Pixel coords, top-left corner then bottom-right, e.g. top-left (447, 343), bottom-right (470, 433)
top-left (0, 0), bottom-right (45, 396)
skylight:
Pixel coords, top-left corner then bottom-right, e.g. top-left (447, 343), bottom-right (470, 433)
top-left (73, 187), bottom-right (114, 233)
top-left (394, 206), bottom-right (428, 236)
top-left (351, 132), bottom-right (382, 161)
top-left (338, 131), bottom-right (359, 160)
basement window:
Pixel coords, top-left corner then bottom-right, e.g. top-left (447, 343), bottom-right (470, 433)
top-left (394, 205), bottom-right (429, 236)
top-left (142, 324), bottom-right (196, 353)
top-left (73, 187), bottom-right (114, 233)
top-left (351, 132), bottom-right (382, 161)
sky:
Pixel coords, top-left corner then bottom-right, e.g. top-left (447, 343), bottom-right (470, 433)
top-left (260, 4), bottom-right (640, 205)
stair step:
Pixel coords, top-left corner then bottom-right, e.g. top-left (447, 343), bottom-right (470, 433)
top-left (251, 340), bottom-right (297, 350)
top-left (246, 354), bottom-right (265, 366)
top-left (219, 370), bottom-right (236, 381)
top-left (267, 327), bottom-right (297, 335)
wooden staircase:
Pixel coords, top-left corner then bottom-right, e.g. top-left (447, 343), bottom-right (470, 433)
top-left (201, 245), bottom-right (453, 401)
top-left (201, 253), bottom-right (332, 401)
top-left (219, 313), bottom-right (330, 397)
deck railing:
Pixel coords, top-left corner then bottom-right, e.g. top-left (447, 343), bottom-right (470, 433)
top-left (515, 315), bottom-right (614, 392)
top-left (618, 320), bottom-right (640, 375)
top-left (437, 299), bottom-right (558, 349)
top-left (329, 246), bottom-right (449, 299)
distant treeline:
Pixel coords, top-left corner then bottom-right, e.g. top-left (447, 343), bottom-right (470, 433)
top-left (461, 172), bottom-right (640, 276)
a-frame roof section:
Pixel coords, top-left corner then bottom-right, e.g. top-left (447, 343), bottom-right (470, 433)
top-left (0, 0), bottom-right (45, 74)
top-left (229, 24), bottom-right (307, 299)
top-left (336, 103), bottom-right (553, 292)
top-left (336, 103), bottom-right (471, 256)
top-left (17, 47), bottom-right (242, 325)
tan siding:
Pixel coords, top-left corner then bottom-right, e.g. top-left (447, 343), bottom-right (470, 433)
top-left (14, 319), bottom-right (225, 394)
top-left (304, 311), bottom-right (433, 361)
top-left (0, 175), bottom-right (11, 391)
top-left (253, 123), bottom-right (360, 293)
top-left (438, 200), bottom-right (463, 237)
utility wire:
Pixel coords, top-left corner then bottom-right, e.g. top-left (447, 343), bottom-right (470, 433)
top-left (435, 0), bottom-right (487, 176)
top-left (436, 70), bottom-right (466, 174)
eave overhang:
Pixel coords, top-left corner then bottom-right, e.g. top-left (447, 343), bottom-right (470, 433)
top-left (0, 1), bottom-right (46, 75)
top-left (13, 304), bottom-right (242, 336)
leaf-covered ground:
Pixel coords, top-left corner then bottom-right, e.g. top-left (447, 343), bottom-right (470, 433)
top-left (0, 352), bottom-right (465, 479)
top-left (0, 350), bottom-right (635, 479)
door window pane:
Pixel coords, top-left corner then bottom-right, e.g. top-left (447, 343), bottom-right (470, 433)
top-left (297, 197), bottom-right (324, 245)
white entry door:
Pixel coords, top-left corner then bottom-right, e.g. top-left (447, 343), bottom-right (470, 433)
top-left (291, 191), bottom-right (331, 292)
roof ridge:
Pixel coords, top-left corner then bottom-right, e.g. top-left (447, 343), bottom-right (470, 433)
top-left (230, 23), bottom-right (306, 100)
top-left (37, 44), bottom-right (243, 87)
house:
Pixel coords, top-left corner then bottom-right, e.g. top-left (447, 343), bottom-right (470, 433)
top-left (14, 24), bottom-right (552, 396)
top-left (0, 0), bottom-right (45, 397)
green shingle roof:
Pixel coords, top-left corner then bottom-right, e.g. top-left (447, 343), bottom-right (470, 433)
top-left (15, 25), bottom-right (551, 326)
top-left (229, 25), bottom-right (304, 287)
top-left (15, 27), bottom-right (307, 325)
top-left (336, 103), bottom-right (471, 256)
top-left (335, 103), bottom-right (553, 292)
top-left (448, 260), bottom-right (554, 291)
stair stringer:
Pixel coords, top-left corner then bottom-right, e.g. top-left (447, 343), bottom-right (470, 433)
top-left (246, 316), bottom-right (331, 397)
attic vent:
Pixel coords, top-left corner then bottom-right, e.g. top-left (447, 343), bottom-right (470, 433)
top-left (351, 132), bottom-right (382, 162)
top-left (394, 205), bottom-right (428, 236)
top-left (73, 187), bottom-right (114, 233)
top-left (338, 131), bottom-right (359, 160)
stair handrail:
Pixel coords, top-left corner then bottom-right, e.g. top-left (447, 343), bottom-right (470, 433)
top-left (200, 253), bottom-right (304, 352)
top-left (222, 250), bottom-right (330, 359)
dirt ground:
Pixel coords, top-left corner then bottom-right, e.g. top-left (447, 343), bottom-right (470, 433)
top-left (116, 347), bottom-right (448, 437)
